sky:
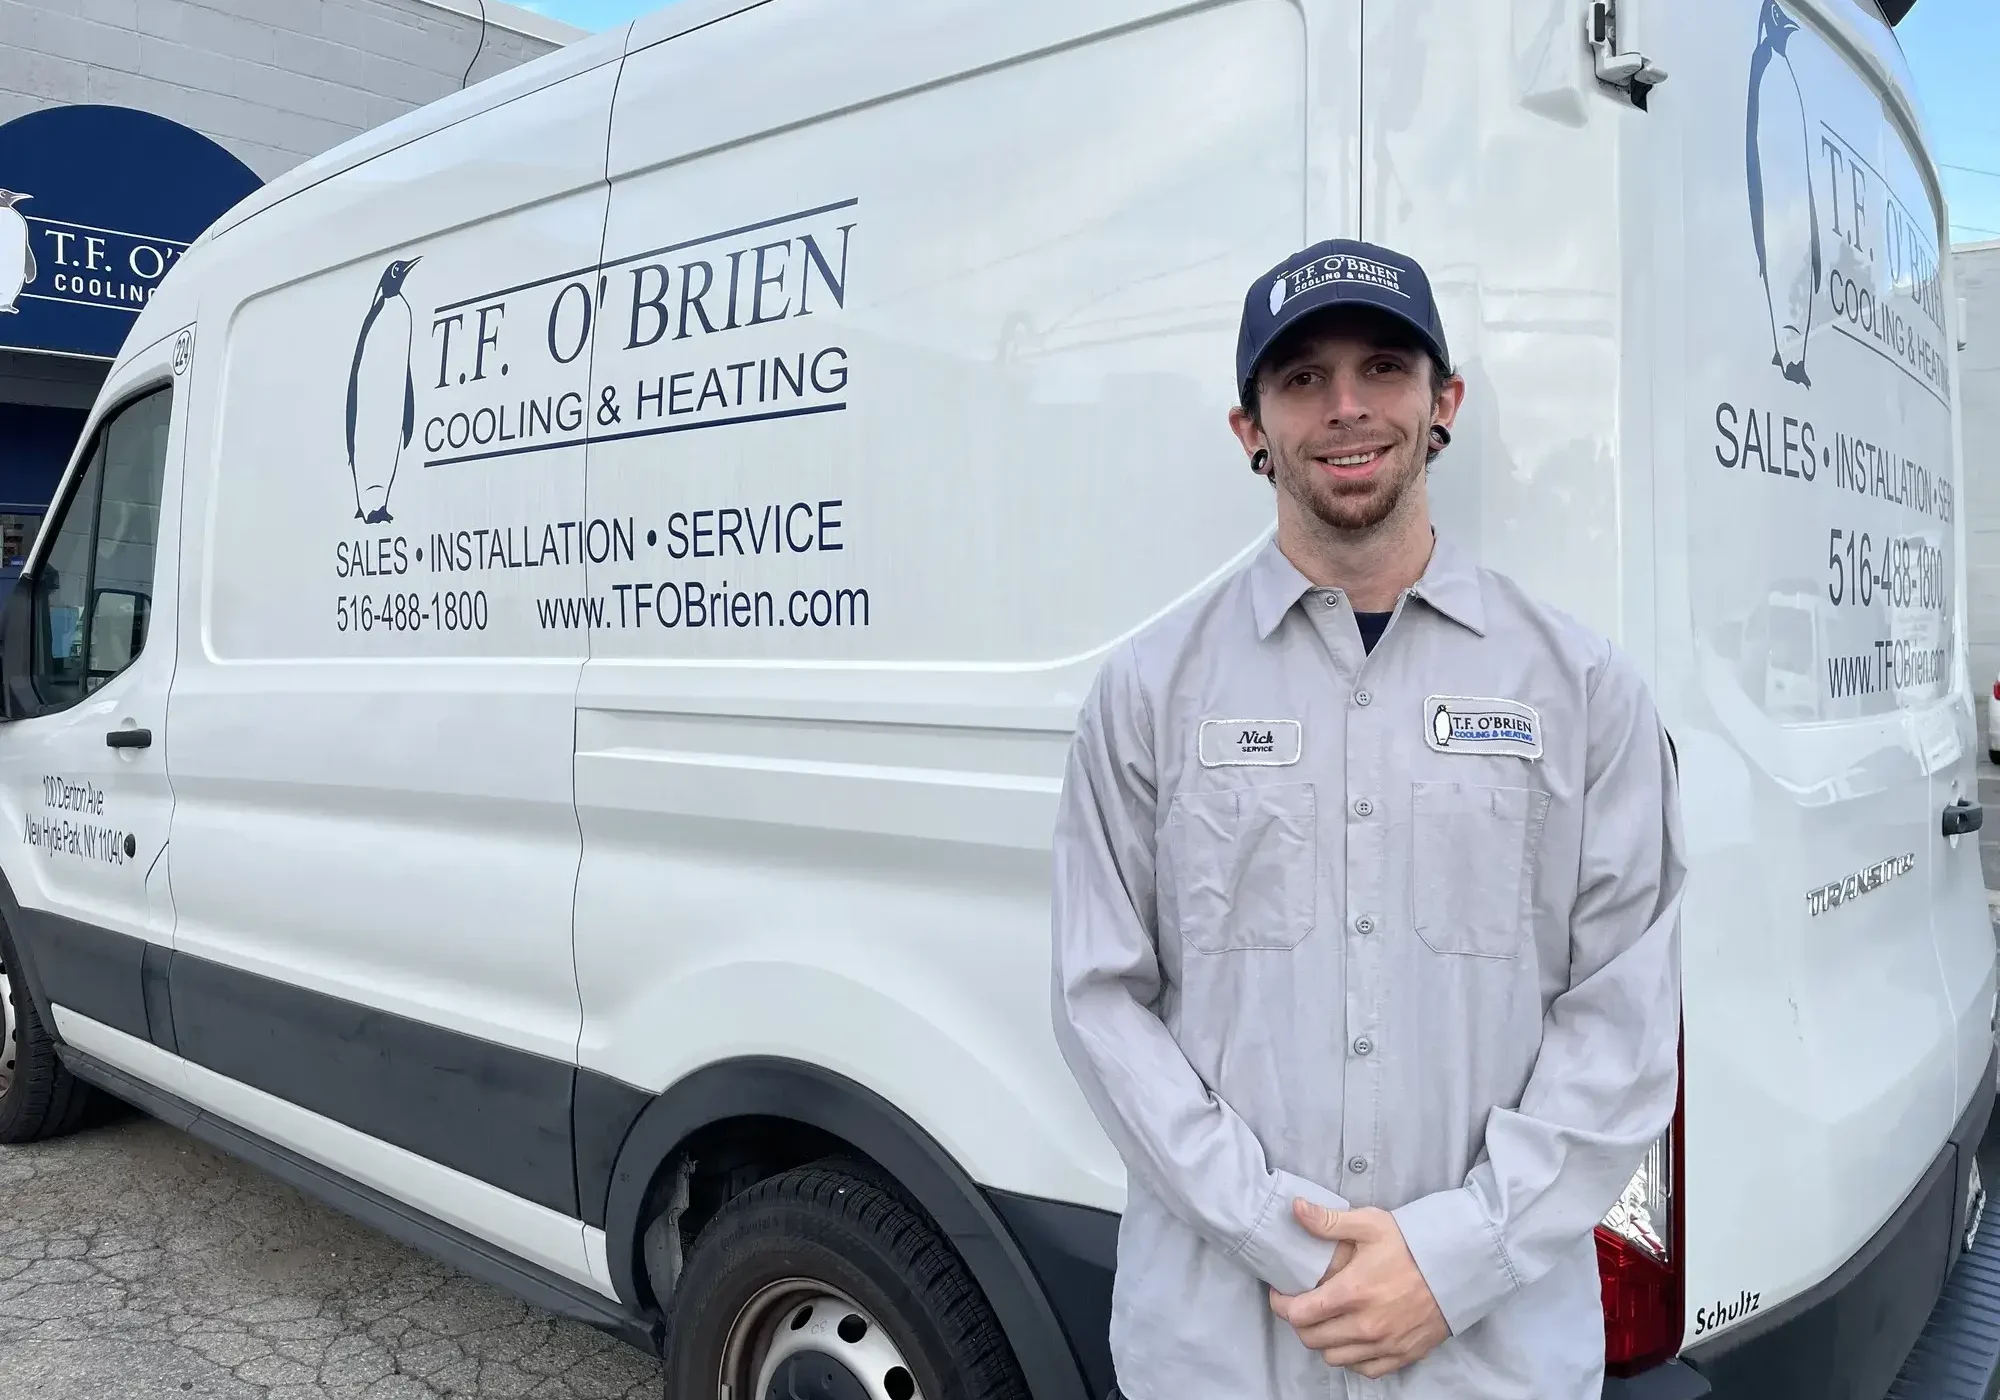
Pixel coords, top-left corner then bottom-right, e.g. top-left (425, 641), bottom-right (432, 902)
top-left (1895, 0), bottom-right (1999, 245)
top-left (523, 0), bottom-right (1995, 246)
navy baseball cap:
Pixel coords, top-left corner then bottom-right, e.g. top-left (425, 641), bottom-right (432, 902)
top-left (1236, 239), bottom-right (1451, 398)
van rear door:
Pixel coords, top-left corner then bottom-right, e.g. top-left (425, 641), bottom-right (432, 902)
top-left (1659, 0), bottom-right (1984, 1358)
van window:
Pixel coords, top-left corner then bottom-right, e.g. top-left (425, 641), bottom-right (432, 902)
top-left (30, 387), bottom-right (170, 709)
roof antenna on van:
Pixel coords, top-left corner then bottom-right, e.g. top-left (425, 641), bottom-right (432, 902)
top-left (461, 0), bottom-right (489, 89)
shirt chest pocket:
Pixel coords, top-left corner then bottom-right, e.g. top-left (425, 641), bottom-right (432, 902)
top-left (1165, 782), bottom-right (1317, 954)
top-left (1410, 781), bottom-right (1551, 959)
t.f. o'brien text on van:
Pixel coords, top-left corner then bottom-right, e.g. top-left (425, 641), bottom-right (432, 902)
top-left (1818, 124), bottom-right (1949, 407)
top-left (422, 199), bottom-right (857, 470)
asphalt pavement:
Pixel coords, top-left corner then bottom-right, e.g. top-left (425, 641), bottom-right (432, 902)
top-left (0, 1111), bottom-right (664, 1399)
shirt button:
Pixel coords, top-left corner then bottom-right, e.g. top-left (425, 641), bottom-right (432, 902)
top-left (1354, 915), bottom-right (1375, 935)
top-left (1355, 690), bottom-right (1372, 707)
top-left (1352, 797), bottom-right (1373, 818)
top-left (1353, 1037), bottom-right (1373, 1057)
top-left (1349, 1157), bottom-right (1368, 1174)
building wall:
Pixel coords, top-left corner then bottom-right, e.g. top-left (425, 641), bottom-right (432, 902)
top-left (1958, 242), bottom-right (2000, 708)
top-left (0, 0), bottom-right (582, 555)
top-left (0, 0), bottom-right (581, 182)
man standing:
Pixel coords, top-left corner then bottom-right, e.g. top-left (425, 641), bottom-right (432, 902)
top-left (1050, 239), bottom-right (1685, 1399)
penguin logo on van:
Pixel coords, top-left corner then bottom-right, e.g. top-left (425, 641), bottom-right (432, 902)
top-left (1746, 0), bottom-right (1822, 388)
top-left (344, 257), bottom-right (421, 524)
top-left (0, 191), bottom-right (35, 314)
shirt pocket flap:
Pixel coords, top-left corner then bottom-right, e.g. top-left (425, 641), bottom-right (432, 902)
top-left (1410, 781), bottom-right (1550, 958)
top-left (1167, 782), bottom-right (1317, 954)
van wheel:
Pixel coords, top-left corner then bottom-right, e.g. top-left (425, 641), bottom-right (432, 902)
top-left (663, 1162), bottom-right (1028, 1400)
top-left (0, 921), bottom-right (95, 1144)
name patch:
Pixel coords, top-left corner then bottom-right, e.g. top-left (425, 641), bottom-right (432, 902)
top-left (1199, 719), bottom-right (1302, 767)
top-left (1424, 696), bottom-right (1542, 759)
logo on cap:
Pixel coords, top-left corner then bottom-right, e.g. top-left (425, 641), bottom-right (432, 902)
top-left (1271, 254), bottom-right (1409, 315)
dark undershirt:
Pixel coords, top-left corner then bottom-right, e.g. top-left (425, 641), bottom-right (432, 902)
top-left (1355, 610), bottom-right (1392, 653)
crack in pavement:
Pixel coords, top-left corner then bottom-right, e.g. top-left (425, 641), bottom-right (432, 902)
top-left (0, 1115), bottom-right (665, 1399)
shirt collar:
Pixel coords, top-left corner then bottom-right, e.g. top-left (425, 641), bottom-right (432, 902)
top-left (1408, 531), bottom-right (1487, 636)
top-left (1249, 537), bottom-right (1316, 640)
top-left (1248, 531), bottom-right (1488, 640)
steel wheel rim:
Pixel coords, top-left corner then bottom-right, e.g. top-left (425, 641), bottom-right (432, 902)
top-left (0, 951), bottom-right (14, 1098)
top-left (719, 1278), bottom-right (923, 1400)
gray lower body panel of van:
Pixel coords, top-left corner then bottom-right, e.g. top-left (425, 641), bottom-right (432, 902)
top-left (53, 1032), bottom-right (2000, 1400)
top-left (1650, 1046), bottom-right (2000, 1400)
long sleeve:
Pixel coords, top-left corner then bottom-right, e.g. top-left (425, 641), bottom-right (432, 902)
top-left (1050, 641), bottom-right (1351, 1298)
top-left (1393, 648), bottom-right (1688, 1334)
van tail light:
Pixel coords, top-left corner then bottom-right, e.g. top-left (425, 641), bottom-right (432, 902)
top-left (1991, 680), bottom-right (1999, 701)
top-left (1596, 1029), bottom-right (1685, 1376)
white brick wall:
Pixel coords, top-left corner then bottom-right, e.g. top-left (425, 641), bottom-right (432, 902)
top-left (0, 0), bottom-right (576, 181)
top-left (1958, 243), bottom-right (2000, 701)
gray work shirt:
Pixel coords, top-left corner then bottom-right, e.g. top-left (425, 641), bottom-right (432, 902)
top-left (1051, 533), bottom-right (1685, 1400)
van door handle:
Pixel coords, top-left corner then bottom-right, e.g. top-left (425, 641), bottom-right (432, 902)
top-left (1944, 799), bottom-right (1983, 838)
top-left (105, 728), bottom-right (151, 750)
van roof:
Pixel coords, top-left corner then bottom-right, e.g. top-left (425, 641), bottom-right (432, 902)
top-left (410, 0), bottom-right (588, 47)
top-left (190, 21), bottom-right (631, 254)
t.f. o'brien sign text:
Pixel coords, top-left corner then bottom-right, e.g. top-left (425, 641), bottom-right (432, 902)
top-left (22, 215), bottom-right (185, 313)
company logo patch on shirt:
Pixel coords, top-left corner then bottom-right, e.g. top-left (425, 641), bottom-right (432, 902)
top-left (1198, 719), bottom-right (1302, 767)
top-left (1423, 695), bottom-right (1542, 759)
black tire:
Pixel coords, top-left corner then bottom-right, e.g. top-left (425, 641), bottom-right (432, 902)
top-left (664, 1162), bottom-right (1029, 1400)
top-left (1989, 748), bottom-right (1998, 766)
top-left (0, 918), bottom-right (95, 1144)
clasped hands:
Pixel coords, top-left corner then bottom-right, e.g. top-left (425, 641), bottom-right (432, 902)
top-left (1268, 1199), bottom-right (1450, 1379)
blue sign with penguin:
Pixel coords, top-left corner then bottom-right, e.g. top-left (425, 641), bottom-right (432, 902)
top-left (0, 104), bottom-right (262, 359)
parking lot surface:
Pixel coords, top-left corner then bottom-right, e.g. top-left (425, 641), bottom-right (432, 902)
top-left (0, 1113), bottom-right (664, 1400)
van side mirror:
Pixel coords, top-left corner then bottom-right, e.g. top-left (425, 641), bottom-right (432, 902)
top-left (85, 586), bottom-right (149, 687)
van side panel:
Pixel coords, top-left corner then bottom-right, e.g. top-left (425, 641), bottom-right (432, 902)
top-left (163, 59), bottom-right (620, 1278)
top-left (569, 0), bottom-right (1334, 1212)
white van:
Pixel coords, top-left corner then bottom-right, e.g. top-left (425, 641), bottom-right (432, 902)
top-left (0, 0), bottom-right (1991, 1396)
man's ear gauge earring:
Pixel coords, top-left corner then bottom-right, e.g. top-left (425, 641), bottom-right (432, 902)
top-left (1430, 424), bottom-right (1452, 449)
top-left (1251, 448), bottom-right (1270, 475)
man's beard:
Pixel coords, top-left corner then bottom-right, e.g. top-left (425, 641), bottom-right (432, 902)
top-left (1271, 431), bottom-right (1428, 534)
